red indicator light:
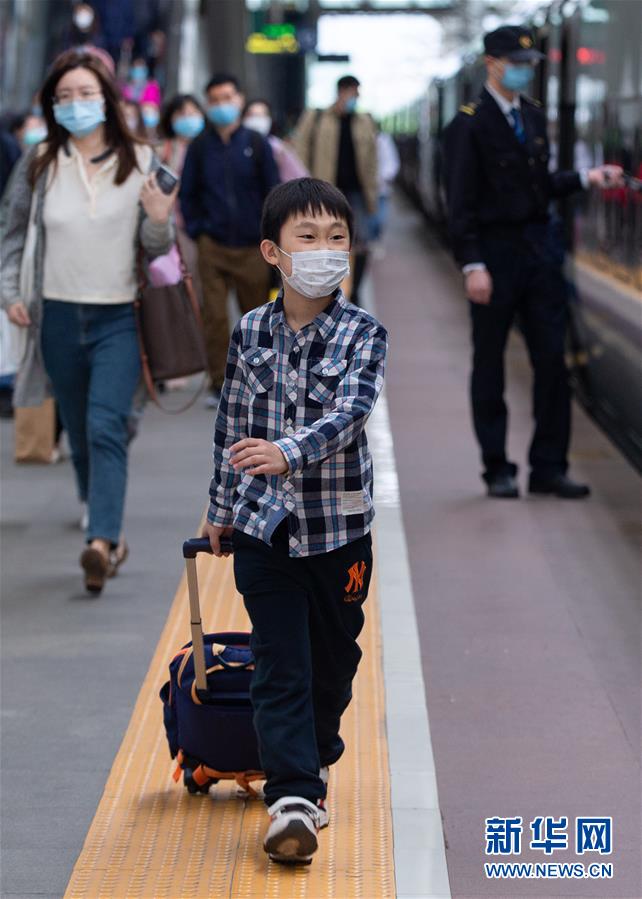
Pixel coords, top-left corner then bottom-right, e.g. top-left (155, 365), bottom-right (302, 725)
top-left (576, 47), bottom-right (606, 64)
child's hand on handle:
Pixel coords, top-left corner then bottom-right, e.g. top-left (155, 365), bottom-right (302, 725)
top-left (230, 438), bottom-right (289, 476)
top-left (202, 522), bottom-right (234, 557)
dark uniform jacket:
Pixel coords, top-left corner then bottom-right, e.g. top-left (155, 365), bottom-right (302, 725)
top-left (442, 87), bottom-right (581, 266)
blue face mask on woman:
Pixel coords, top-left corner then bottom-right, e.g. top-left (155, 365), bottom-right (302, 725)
top-left (53, 99), bottom-right (106, 137)
top-left (23, 127), bottom-right (47, 146)
top-left (173, 114), bottom-right (204, 139)
top-left (130, 65), bottom-right (148, 83)
top-left (207, 104), bottom-right (239, 127)
top-left (142, 108), bottom-right (160, 129)
top-left (501, 64), bottom-right (535, 92)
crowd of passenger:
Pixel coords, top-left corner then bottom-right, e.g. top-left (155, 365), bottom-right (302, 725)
top-left (0, 38), bottom-right (398, 594)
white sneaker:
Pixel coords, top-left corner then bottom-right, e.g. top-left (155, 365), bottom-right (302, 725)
top-left (318, 766), bottom-right (330, 829)
top-left (264, 796), bottom-right (320, 864)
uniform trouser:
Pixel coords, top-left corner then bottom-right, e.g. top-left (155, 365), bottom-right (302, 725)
top-left (196, 235), bottom-right (271, 390)
top-left (40, 300), bottom-right (141, 545)
top-left (470, 236), bottom-right (571, 481)
top-left (232, 521), bottom-right (373, 807)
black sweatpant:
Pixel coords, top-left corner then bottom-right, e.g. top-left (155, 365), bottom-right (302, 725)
top-left (232, 520), bottom-right (373, 807)
top-left (470, 229), bottom-right (571, 481)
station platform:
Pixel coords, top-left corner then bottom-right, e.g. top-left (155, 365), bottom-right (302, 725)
top-left (1, 192), bottom-right (639, 899)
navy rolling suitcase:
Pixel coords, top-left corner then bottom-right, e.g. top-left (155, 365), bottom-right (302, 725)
top-left (160, 537), bottom-right (264, 796)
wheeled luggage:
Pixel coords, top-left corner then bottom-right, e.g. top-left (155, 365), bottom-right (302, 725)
top-left (160, 537), bottom-right (264, 796)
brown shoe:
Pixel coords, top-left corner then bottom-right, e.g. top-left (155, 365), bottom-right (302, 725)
top-left (80, 546), bottom-right (110, 594)
top-left (108, 539), bottom-right (129, 578)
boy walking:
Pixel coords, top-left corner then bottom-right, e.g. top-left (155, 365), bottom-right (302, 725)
top-left (203, 178), bottom-right (387, 864)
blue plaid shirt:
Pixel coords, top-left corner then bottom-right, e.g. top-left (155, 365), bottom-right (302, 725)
top-left (207, 289), bottom-right (388, 557)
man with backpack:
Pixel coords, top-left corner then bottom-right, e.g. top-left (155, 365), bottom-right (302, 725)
top-left (293, 76), bottom-right (378, 305)
top-left (180, 73), bottom-right (280, 407)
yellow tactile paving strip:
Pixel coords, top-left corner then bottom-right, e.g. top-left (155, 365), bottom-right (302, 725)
top-left (64, 542), bottom-right (395, 898)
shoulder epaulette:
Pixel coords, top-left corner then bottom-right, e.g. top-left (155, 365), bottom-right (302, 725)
top-left (459, 102), bottom-right (478, 116)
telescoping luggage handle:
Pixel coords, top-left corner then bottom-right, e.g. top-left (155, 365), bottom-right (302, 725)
top-left (182, 537), bottom-right (234, 694)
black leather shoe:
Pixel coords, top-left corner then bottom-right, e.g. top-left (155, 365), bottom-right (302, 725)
top-left (486, 473), bottom-right (520, 498)
top-left (529, 473), bottom-right (591, 499)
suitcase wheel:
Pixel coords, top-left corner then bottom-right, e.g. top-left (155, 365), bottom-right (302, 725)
top-left (183, 768), bottom-right (217, 795)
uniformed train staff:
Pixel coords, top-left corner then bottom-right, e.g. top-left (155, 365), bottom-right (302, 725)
top-left (443, 25), bottom-right (623, 499)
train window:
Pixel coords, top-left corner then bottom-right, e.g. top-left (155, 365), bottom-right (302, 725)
top-left (571, 0), bottom-right (642, 291)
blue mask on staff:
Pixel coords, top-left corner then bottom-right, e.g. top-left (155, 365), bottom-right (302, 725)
top-left (344, 96), bottom-right (358, 114)
top-left (53, 99), bottom-right (105, 137)
top-left (501, 65), bottom-right (535, 92)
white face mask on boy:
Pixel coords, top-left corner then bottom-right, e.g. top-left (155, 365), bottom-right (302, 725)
top-left (276, 247), bottom-right (350, 299)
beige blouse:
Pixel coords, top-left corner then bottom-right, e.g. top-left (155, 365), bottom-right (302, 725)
top-left (42, 143), bottom-right (153, 303)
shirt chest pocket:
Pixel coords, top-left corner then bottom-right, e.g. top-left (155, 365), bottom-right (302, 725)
top-left (307, 356), bottom-right (349, 405)
top-left (241, 347), bottom-right (276, 395)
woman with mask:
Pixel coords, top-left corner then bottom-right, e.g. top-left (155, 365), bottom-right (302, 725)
top-left (120, 98), bottom-right (146, 138)
top-left (122, 57), bottom-right (161, 108)
top-left (157, 94), bottom-right (206, 307)
top-left (140, 101), bottom-right (161, 143)
top-left (5, 112), bottom-right (48, 151)
top-left (243, 99), bottom-right (307, 183)
top-left (1, 51), bottom-right (176, 594)
top-left (159, 94), bottom-right (205, 173)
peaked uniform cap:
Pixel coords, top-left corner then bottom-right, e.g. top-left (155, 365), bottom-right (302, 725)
top-left (484, 26), bottom-right (545, 63)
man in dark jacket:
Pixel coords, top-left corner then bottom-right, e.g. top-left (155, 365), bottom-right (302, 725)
top-left (443, 26), bottom-right (622, 499)
top-left (180, 73), bottom-right (280, 405)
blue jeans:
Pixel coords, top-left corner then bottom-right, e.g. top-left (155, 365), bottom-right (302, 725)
top-left (41, 300), bottom-right (141, 545)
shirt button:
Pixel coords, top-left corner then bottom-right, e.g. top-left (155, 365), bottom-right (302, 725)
top-left (253, 356), bottom-right (260, 363)
top-left (292, 345), bottom-right (299, 353)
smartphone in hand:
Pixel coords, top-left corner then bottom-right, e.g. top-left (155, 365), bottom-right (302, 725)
top-left (155, 164), bottom-right (179, 195)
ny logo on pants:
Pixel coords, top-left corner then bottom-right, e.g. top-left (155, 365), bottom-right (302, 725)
top-left (344, 561), bottom-right (367, 602)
